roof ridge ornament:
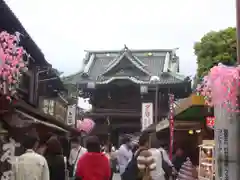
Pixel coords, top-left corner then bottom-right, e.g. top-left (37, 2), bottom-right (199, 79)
top-left (124, 44), bottom-right (128, 51)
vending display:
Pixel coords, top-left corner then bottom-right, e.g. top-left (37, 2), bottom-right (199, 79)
top-left (198, 140), bottom-right (215, 180)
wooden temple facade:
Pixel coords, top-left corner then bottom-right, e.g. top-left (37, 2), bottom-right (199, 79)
top-left (65, 45), bottom-right (192, 145)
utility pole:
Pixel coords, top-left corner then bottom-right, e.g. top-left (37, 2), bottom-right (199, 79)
top-left (214, 2), bottom-right (240, 179)
top-left (237, 0), bottom-right (240, 64)
top-left (154, 85), bottom-right (159, 123)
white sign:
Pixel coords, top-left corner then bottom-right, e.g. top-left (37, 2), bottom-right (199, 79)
top-left (66, 105), bottom-right (76, 126)
top-left (141, 103), bottom-right (153, 131)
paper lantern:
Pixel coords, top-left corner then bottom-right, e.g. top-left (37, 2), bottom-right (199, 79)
top-left (76, 118), bottom-right (95, 134)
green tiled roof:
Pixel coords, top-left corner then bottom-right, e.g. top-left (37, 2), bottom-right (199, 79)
top-left (63, 46), bottom-right (190, 86)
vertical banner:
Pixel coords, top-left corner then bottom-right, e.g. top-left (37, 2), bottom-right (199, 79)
top-left (141, 103), bottom-right (153, 131)
top-left (66, 105), bottom-right (76, 126)
top-left (214, 105), bottom-right (239, 180)
top-left (169, 94), bottom-right (174, 160)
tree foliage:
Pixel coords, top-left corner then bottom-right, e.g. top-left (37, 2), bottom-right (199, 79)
top-left (194, 27), bottom-right (237, 78)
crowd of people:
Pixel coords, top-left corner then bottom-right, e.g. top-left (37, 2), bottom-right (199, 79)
top-left (10, 131), bottom-right (187, 180)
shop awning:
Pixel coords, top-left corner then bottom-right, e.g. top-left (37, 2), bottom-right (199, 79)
top-left (156, 119), bottom-right (169, 132)
top-left (174, 94), bottom-right (211, 121)
top-left (15, 110), bottom-right (68, 132)
top-left (13, 100), bottom-right (81, 135)
top-left (156, 119), bottom-right (202, 133)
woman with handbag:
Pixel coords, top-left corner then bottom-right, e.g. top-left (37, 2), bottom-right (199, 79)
top-left (68, 137), bottom-right (87, 178)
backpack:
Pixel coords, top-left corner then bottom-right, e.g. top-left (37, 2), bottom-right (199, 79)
top-left (121, 149), bottom-right (145, 180)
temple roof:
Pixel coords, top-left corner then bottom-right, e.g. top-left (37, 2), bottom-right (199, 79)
top-left (64, 46), bottom-right (190, 86)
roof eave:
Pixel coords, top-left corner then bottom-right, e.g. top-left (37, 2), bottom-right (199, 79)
top-left (84, 48), bottom-right (174, 54)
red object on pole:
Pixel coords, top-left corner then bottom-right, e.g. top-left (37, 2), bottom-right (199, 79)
top-left (169, 94), bottom-right (174, 160)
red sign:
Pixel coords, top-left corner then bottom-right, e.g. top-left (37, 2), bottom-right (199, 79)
top-left (206, 116), bottom-right (215, 128)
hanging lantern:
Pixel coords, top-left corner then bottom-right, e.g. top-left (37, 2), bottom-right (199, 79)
top-left (140, 85), bottom-right (148, 94)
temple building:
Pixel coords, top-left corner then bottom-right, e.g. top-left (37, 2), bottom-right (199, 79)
top-left (64, 45), bottom-right (192, 145)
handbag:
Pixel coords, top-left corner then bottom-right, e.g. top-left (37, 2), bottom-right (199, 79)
top-left (69, 147), bottom-right (82, 177)
top-left (160, 151), bottom-right (172, 177)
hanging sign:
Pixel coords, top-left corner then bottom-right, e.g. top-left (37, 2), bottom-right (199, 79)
top-left (141, 103), bottom-right (153, 131)
top-left (66, 105), bottom-right (76, 126)
top-left (169, 94), bottom-right (174, 160)
top-left (0, 31), bottom-right (28, 99)
top-left (206, 116), bottom-right (215, 128)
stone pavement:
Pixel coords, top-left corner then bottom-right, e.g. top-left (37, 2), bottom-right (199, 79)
top-left (113, 173), bottom-right (121, 180)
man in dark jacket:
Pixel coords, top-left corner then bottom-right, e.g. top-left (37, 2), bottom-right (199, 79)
top-left (172, 147), bottom-right (186, 172)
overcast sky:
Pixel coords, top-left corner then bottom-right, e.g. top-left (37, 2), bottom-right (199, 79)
top-left (6, 0), bottom-right (236, 77)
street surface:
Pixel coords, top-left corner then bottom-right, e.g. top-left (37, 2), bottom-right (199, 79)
top-left (113, 173), bottom-right (121, 180)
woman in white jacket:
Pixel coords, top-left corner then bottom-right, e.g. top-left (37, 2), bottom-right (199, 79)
top-left (148, 148), bottom-right (166, 180)
top-left (137, 132), bottom-right (165, 180)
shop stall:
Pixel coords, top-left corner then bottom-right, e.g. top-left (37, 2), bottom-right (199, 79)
top-left (155, 94), bottom-right (214, 164)
top-left (198, 140), bottom-right (215, 180)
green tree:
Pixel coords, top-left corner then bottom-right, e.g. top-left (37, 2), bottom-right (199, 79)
top-left (194, 27), bottom-right (237, 78)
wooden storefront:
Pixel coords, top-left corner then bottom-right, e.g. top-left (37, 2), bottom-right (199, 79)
top-left (155, 94), bottom-right (213, 165)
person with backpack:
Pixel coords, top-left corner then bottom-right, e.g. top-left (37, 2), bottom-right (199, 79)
top-left (137, 133), bottom-right (166, 180)
top-left (121, 132), bottom-right (149, 180)
top-left (117, 136), bottom-right (133, 178)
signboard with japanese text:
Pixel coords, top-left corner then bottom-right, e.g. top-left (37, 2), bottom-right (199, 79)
top-left (206, 116), bottom-right (215, 128)
top-left (141, 103), bottom-right (153, 131)
top-left (0, 136), bottom-right (22, 180)
top-left (66, 105), bottom-right (76, 126)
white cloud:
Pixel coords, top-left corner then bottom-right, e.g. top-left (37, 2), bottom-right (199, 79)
top-left (6, 0), bottom-right (236, 76)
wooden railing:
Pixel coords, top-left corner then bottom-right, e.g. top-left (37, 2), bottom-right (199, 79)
top-left (93, 108), bottom-right (140, 113)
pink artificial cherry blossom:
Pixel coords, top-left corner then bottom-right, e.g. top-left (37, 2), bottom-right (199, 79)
top-left (0, 31), bottom-right (28, 100)
top-left (197, 64), bottom-right (240, 112)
